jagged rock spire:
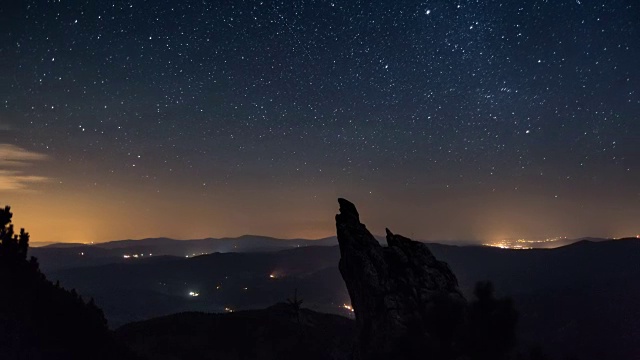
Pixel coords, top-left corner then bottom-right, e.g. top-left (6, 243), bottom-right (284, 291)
top-left (336, 198), bottom-right (466, 360)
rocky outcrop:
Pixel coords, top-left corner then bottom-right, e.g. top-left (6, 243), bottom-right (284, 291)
top-left (336, 198), bottom-right (466, 360)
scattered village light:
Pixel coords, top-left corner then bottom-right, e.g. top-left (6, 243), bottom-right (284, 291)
top-left (224, 307), bottom-right (234, 313)
top-left (188, 291), bottom-right (200, 297)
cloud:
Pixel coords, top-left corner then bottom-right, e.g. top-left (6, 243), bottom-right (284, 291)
top-left (0, 144), bottom-right (49, 191)
top-left (0, 144), bottom-right (48, 164)
top-left (0, 170), bottom-right (49, 191)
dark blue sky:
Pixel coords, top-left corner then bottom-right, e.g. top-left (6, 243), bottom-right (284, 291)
top-left (0, 0), bottom-right (638, 243)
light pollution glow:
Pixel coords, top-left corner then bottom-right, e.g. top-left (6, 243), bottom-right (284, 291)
top-left (4, 179), bottom-right (639, 245)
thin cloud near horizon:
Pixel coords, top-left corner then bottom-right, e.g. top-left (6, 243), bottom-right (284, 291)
top-left (0, 144), bottom-right (49, 191)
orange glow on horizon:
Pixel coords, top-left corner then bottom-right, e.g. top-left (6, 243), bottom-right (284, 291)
top-left (3, 183), bottom-right (638, 245)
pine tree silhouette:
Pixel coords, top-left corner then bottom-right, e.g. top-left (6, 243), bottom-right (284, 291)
top-left (0, 204), bottom-right (136, 360)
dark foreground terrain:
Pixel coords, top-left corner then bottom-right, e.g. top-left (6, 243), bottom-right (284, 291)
top-left (116, 303), bottom-right (354, 360)
top-left (3, 200), bottom-right (640, 360)
top-left (43, 237), bottom-right (640, 360)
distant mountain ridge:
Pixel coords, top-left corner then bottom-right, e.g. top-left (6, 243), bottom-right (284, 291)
top-left (36, 234), bottom-right (622, 250)
top-left (30, 235), bottom-right (340, 272)
top-left (39, 235), bottom-right (339, 251)
top-left (34, 234), bottom-right (619, 252)
top-left (30, 235), bottom-right (622, 273)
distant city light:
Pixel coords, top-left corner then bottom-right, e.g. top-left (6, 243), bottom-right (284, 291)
top-left (269, 274), bottom-right (276, 279)
top-left (343, 304), bottom-right (354, 312)
top-left (483, 236), bottom-right (569, 249)
top-left (224, 307), bottom-right (234, 313)
top-left (123, 253), bottom-right (152, 259)
top-left (188, 291), bottom-right (200, 297)
top-left (184, 252), bottom-right (207, 259)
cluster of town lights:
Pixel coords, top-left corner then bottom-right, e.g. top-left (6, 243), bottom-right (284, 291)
top-left (483, 237), bottom-right (568, 249)
top-left (185, 252), bottom-right (208, 258)
top-left (123, 253), bottom-right (152, 258)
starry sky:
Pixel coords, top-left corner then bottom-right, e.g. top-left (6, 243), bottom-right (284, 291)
top-left (0, 0), bottom-right (638, 244)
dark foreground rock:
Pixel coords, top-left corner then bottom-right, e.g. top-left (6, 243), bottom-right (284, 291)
top-left (336, 198), bottom-right (466, 360)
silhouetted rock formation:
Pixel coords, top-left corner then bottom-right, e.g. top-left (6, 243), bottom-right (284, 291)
top-left (336, 198), bottom-right (466, 360)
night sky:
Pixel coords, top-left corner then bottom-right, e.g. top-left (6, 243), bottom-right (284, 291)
top-left (0, 0), bottom-right (638, 244)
